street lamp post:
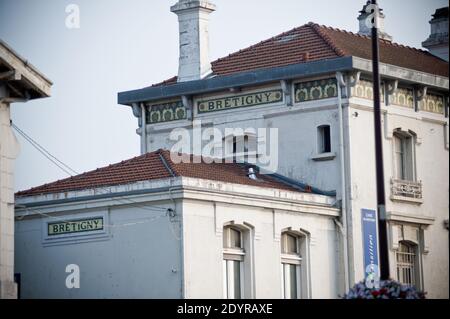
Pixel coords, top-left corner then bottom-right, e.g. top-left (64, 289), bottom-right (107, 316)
top-left (370, 0), bottom-right (390, 281)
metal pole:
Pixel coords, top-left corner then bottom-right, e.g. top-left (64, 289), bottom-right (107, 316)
top-left (370, 0), bottom-right (390, 281)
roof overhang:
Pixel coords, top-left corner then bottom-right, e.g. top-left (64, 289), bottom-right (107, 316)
top-left (0, 40), bottom-right (52, 102)
top-left (118, 55), bottom-right (449, 106)
top-left (352, 56), bottom-right (449, 90)
top-left (118, 56), bottom-right (354, 105)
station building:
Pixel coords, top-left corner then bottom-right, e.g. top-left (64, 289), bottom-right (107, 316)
top-left (14, 2), bottom-right (449, 298)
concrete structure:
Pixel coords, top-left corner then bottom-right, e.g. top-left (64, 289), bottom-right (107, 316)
top-left (118, 1), bottom-right (449, 297)
top-left (422, 7), bottom-right (449, 62)
top-left (171, 0), bottom-right (216, 82)
top-left (15, 151), bottom-right (339, 298)
top-left (14, 1), bottom-right (449, 299)
top-left (0, 40), bottom-right (52, 298)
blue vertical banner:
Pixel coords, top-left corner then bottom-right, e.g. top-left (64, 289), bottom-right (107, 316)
top-left (361, 209), bottom-right (380, 287)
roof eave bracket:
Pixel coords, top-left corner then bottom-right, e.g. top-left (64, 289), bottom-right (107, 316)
top-left (280, 80), bottom-right (293, 106)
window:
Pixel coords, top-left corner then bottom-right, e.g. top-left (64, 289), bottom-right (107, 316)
top-left (391, 130), bottom-right (422, 201)
top-left (281, 232), bottom-right (302, 299)
top-left (317, 125), bottom-right (331, 154)
top-left (396, 241), bottom-right (419, 287)
top-left (229, 134), bottom-right (257, 162)
top-left (231, 136), bottom-right (239, 155)
top-left (393, 131), bottom-right (415, 181)
top-left (223, 226), bottom-right (245, 299)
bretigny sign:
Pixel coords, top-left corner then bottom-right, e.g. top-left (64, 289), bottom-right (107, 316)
top-left (198, 89), bottom-right (283, 114)
top-left (48, 217), bottom-right (104, 236)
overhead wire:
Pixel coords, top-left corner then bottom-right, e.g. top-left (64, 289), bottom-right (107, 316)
top-left (11, 122), bottom-right (173, 213)
top-left (11, 122), bottom-right (181, 238)
top-left (15, 204), bottom-right (168, 229)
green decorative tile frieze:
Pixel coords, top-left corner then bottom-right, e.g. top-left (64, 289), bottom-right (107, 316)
top-left (294, 78), bottom-right (338, 103)
top-left (351, 79), bottom-right (385, 102)
top-left (146, 100), bottom-right (187, 124)
top-left (391, 87), bottom-right (414, 108)
top-left (419, 93), bottom-right (445, 114)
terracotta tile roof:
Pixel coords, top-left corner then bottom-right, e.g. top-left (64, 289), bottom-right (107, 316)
top-left (16, 150), bottom-right (303, 197)
top-left (152, 22), bottom-right (448, 86)
top-left (16, 151), bottom-right (172, 197)
top-left (150, 76), bottom-right (178, 87)
top-left (316, 24), bottom-right (449, 77)
top-left (210, 23), bottom-right (339, 76)
top-left (158, 150), bottom-right (297, 192)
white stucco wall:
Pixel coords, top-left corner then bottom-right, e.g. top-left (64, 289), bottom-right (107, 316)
top-left (138, 74), bottom-right (449, 298)
top-left (180, 185), bottom-right (340, 299)
top-left (14, 200), bottom-right (183, 299)
top-left (346, 98), bottom-right (449, 298)
top-left (14, 177), bottom-right (339, 299)
top-left (144, 80), bottom-right (341, 193)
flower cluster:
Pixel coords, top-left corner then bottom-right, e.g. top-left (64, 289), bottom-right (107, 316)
top-left (343, 279), bottom-right (426, 299)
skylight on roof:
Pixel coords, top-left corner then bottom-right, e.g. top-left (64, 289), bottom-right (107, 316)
top-left (276, 34), bottom-right (299, 43)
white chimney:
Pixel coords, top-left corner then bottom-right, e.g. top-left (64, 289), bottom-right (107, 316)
top-left (357, 1), bottom-right (392, 42)
top-left (422, 7), bottom-right (449, 62)
top-left (171, 0), bottom-right (216, 82)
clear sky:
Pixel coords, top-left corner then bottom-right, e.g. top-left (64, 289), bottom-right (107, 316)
top-left (0, 0), bottom-right (447, 191)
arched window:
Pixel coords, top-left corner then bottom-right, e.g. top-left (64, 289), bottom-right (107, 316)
top-left (223, 226), bottom-right (245, 299)
top-left (280, 232), bottom-right (303, 299)
top-left (396, 241), bottom-right (419, 287)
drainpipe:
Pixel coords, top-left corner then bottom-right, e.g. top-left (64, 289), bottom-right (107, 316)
top-left (336, 72), bottom-right (349, 293)
top-left (335, 71), bottom-right (359, 293)
top-left (333, 218), bottom-right (347, 290)
top-left (141, 103), bottom-right (148, 154)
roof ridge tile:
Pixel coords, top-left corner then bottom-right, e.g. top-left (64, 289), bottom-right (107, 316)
top-left (310, 23), bottom-right (347, 56)
top-left (316, 23), bottom-right (430, 54)
top-left (157, 149), bottom-right (178, 177)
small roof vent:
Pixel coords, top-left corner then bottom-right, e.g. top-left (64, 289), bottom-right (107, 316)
top-left (247, 167), bottom-right (258, 181)
top-left (276, 33), bottom-right (299, 44)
